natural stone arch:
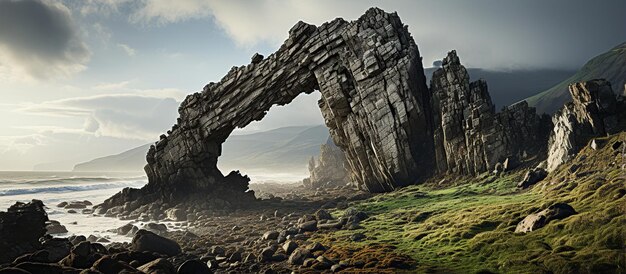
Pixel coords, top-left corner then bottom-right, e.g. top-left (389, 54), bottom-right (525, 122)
top-left (101, 8), bottom-right (435, 210)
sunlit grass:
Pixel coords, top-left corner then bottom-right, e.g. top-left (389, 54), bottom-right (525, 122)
top-left (315, 133), bottom-right (626, 273)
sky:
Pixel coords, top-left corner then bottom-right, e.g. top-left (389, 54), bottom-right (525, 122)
top-left (0, 0), bottom-right (624, 171)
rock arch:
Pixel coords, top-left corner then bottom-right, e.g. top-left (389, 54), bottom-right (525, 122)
top-left (136, 8), bottom-right (435, 205)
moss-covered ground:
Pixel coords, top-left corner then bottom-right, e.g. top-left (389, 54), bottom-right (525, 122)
top-left (314, 132), bottom-right (626, 273)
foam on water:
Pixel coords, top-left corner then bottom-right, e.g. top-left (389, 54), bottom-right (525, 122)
top-left (0, 171), bottom-right (149, 243)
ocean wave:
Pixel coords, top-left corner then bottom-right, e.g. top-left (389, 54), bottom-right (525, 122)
top-left (0, 175), bottom-right (147, 185)
top-left (0, 180), bottom-right (147, 196)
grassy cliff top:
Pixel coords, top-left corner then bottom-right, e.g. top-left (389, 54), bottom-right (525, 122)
top-left (315, 132), bottom-right (626, 273)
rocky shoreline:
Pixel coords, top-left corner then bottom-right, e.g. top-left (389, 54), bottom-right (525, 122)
top-left (0, 184), bottom-right (419, 273)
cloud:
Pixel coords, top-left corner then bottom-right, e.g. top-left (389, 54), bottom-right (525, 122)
top-left (0, 134), bottom-right (47, 154)
top-left (127, 0), bottom-right (626, 70)
top-left (0, 0), bottom-right (90, 80)
top-left (19, 94), bottom-right (180, 141)
top-left (78, 0), bottom-right (134, 16)
top-left (117, 43), bottom-right (136, 56)
top-left (131, 0), bottom-right (212, 24)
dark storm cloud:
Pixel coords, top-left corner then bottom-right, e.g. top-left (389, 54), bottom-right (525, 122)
top-left (0, 0), bottom-right (89, 79)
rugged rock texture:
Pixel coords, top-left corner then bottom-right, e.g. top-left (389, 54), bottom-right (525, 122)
top-left (547, 79), bottom-right (626, 171)
top-left (430, 51), bottom-right (551, 175)
top-left (303, 137), bottom-right (350, 189)
top-left (99, 7), bottom-right (435, 213)
top-left (0, 200), bottom-right (48, 264)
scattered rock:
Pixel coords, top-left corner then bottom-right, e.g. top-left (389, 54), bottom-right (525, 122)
top-left (350, 233), bottom-right (366, 241)
top-left (64, 201), bottom-right (88, 209)
top-left (210, 246), bottom-right (224, 256)
top-left (165, 208), bottom-right (187, 221)
top-left (308, 242), bottom-right (326, 252)
top-left (282, 241), bottom-right (298, 255)
top-left (314, 209), bottom-right (332, 220)
top-left (298, 220), bottom-right (317, 232)
top-left (91, 256), bottom-right (137, 274)
top-left (177, 260), bottom-right (211, 274)
top-left (116, 223), bottom-right (137, 236)
top-left (259, 246), bottom-right (275, 262)
top-left (262, 231), bottom-right (279, 240)
top-left (137, 258), bottom-right (176, 274)
top-left (45, 221), bottom-right (68, 234)
top-left (131, 229), bottom-right (181, 256)
top-left (59, 241), bottom-right (98, 269)
top-left (517, 167), bottom-right (548, 189)
top-left (515, 203), bottom-right (577, 233)
top-left (288, 248), bottom-right (312, 265)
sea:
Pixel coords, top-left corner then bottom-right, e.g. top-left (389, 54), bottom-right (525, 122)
top-left (0, 171), bottom-right (148, 243)
top-left (0, 170), bottom-right (306, 243)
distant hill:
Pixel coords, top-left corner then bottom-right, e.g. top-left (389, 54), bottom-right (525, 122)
top-left (524, 42), bottom-right (626, 114)
top-left (424, 67), bottom-right (575, 109)
top-left (73, 144), bottom-right (151, 172)
top-left (218, 125), bottom-right (329, 173)
top-left (73, 125), bottom-right (329, 175)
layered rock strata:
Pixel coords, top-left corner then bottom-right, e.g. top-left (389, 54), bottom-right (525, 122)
top-left (430, 51), bottom-right (551, 175)
top-left (99, 7), bottom-right (435, 213)
top-left (547, 79), bottom-right (626, 171)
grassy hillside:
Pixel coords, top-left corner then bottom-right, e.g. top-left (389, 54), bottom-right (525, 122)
top-left (526, 42), bottom-right (626, 114)
top-left (316, 132), bottom-right (626, 273)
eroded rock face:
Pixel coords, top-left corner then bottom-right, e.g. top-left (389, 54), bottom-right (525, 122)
top-left (303, 138), bottom-right (350, 189)
top-left (430, 51), bottom-right (551, 175)
top-left (99, 7), bottom-right (435, 212)
top-left (547, 79), bottom-right (626, 171)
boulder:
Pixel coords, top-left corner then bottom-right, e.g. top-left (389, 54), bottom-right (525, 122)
top-left (517, 167), bottom-right (548, 189)
top-left (59, 241), bottom-right (100, 269)
top-left (177, 260), bottom-right (211, 274)
top-left (314, 209), bottom-right (332, 220)
top-left (64, 202), bottom-right (88, 209)
top-left (515, 203), bottom-right (577, 233)
top-left (137, 258), bottom-right (175, 274)
top-left (41, 238), bottom-right (72, 262)
top-left (91, 256), bottom-right (138, 274)
top-left (131, 229), bottom-right (181, 256)
top-left (165, 208), bottom-right (187, 221)
top-left (0, 200), bottom-right (48, 264)
top-left (262, 231), bottom-right (279, 240)
top-left (282, 241), bottom-right (298, 255)
top-left (116, 223), bottom-right (137, 236)
top-left (298, 220), bottom-right (317, 232)
top-left (45, 221), bottom-right (68, 234)
top-left (288, 248), bottom-right (312, 265)
top-left (259, 246), bottom-right (275, 262)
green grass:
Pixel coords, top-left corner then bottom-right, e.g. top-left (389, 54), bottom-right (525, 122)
top-left (316, 133), bottom-right (626, 274)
